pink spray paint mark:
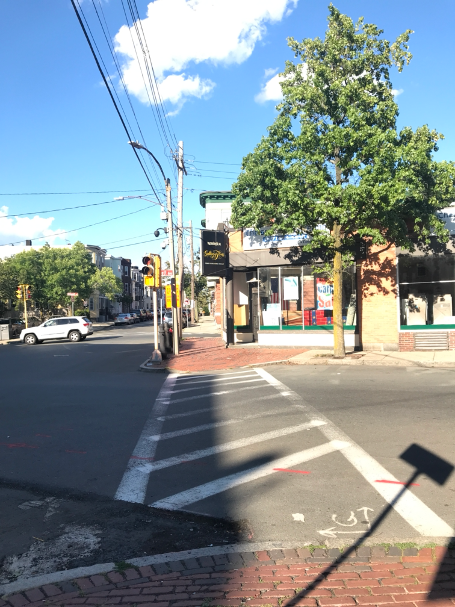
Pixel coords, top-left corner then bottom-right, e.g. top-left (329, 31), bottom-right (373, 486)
top-left (273, 468), bottom-right (310, 474)
top-left (0, 443), bottom-right (38, 449)
top-left (375, 479), bottom-right (420, 486)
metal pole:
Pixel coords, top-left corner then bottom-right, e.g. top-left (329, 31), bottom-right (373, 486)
top-left (23, 285), bottom-right (28, 329)
top-left (177, 141), bottom-right (184, 340)
top-left (153, 289), bottom-right (158, 350)
top-left (166, 180), bottom-right (179, 355)
top-left (72, 299), bottom-right (75, 316)
top-left (189, 220), bottom-right (195, 324)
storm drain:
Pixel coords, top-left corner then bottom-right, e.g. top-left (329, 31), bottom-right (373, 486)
top-left (414, 332), bottom-right (449, 350)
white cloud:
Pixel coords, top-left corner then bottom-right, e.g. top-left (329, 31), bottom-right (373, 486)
top-left (392, 88), bottom-right (404, 97)
top-left (255, 72), bottom-right (285, 103)
top-left (114, 0), bottom-right (298, 111)
top-left (0, 206), bottom-right (67, 247)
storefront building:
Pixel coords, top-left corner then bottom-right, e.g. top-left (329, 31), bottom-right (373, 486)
top-left (200, 192), bottom-right (455, 351)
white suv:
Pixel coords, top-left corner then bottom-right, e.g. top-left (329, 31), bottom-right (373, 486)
top-left (20, 316), bottom-right (93, 345)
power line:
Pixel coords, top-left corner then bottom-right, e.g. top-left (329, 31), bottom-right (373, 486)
top-left (0, 189), bottom-right (160, 196)
top-left (0, 197), bottom-right (155, 218)
top-left (2, 205), bottom-right (155, 247)
top-left (186, 159), bottom-right (242, 166)
top-left (70, 0), bottom-right (161, 200)
top-left (192, 167), bottom-right (239, 174)
top-left (93, 0), bottom-right (163, 192)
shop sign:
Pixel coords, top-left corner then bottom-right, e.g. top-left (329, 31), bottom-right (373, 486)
top-left (201, 230), bottom-right (227, 276)
top-left (316, 278), bottom-right (333, 310)
top-left (243, 228), bottom-right (311, 251)
top-left (436, 207), bottom-right (455, 234)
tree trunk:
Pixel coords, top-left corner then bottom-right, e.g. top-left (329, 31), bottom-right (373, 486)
top-left (333, 222), bottom-right (345, 358)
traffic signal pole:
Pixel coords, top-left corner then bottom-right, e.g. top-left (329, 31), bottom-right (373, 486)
top-left (177, 141), bottom-right (184, 340)
top-left (166, 179), bottom-right (179, 356)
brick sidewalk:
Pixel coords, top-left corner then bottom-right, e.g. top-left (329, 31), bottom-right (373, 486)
top-left (159, 338), bottom-right (307, 373)
top-left (2, 546), bottom-right (454, 607)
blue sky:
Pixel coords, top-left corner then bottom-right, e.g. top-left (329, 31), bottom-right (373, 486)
top-left (1, 0), bottom-right (454, 266)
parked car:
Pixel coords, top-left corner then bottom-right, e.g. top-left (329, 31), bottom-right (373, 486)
top-left (114, 313), bottom-right (133, 326)
top-left (129, 312), bottom-right (140, 323)
top-left (20, 316), bottom-right (93, 345)
top-left (138, 309), bottom-right (147, 322)
top-left (163, 310), bottom-right (173, 327)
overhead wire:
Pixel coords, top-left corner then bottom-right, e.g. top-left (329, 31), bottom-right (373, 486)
top-left (70, 0), bottom-right (161, 200)
top-left (0, 197), bottom-right (158, 218)
top-left (2, 204), bottom-right (158, 247)
top-left (93, 0), bottom-right (163, 192)
top-left (0, 189), bottom-right (160, 196)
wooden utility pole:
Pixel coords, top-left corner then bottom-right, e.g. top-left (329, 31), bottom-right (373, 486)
top-left (177, 141), bottom-right (184, 338)
top-left (166, 180), bottom-right (179, 356)
top-left (189, 220), bottom-right (195, 323)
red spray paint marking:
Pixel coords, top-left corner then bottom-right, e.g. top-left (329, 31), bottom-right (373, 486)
top-left (130, 456), bottom-right (154, 460)
top-left (35, 434), bottom-right (51, 437)
top-left (0, 443), bottom-right (38, 449)
top-left (65, 450), bottom-right (87, 454)
top-left (375, 479), bottom-right (420, 486)
top-left (273, 468), bottom-right (310, 474)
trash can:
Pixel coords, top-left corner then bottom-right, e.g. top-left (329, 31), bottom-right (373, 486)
top-left (158, 323), bottom-right (168, 359)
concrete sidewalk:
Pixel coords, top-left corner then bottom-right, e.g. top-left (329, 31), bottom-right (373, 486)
top-left (290, 349), bottom-right (455, 368)
top-left (1, 544), bottom-right (453, 607)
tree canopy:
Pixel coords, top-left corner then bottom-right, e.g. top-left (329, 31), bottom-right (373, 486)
top-left (231, 5), bottom-right (455, 357)
top-left (89, 267), bottom-right (123, 301)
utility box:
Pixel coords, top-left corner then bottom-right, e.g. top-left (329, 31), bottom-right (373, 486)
top-left (0, 323), bottom-right (11, 341)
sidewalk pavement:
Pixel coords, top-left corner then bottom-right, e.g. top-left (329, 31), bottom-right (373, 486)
top-left (289, 350), bottom-right (455, 369)
top-left (1, 544), bottom-right (454, 607)
top-left (140, 317), bottom-right (307, 373)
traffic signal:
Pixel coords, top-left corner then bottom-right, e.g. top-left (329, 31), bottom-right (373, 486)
top-left (26, 287), bottom-right (31, 300)
top-left (154, 255), bottom-right (161, 289)
top-left (141, 254), bottom-right (155, 287)
top-left (16, 286), bottom-right (23, 299)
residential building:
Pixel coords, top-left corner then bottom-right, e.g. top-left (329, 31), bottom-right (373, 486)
top-left (85, 245), bottom-right (107, 321)
top-left (104, 254), bottom-right (123, 316)
top-left (200, 191), bottom-right (455, 351)
top-left (121, 258), bottom-right (132, 312)
top-left (131, 266), bottom-right (144, 310)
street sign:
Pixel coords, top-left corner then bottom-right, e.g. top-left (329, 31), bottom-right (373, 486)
top-left (67, 292), bottom-right (78, 296)
top-left (165, 284), bottom-right (172, 308)
top-left (144, 276), bottom-right (154, 287)
top-left (176, 276), bottom-right (181, 308)
top-left (161, 269), bottom-right (173, 277)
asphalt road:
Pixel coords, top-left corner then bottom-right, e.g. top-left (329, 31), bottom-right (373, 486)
top-left (1, 330), bottom-right (454, 582)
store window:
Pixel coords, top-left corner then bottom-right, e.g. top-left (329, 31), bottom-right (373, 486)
top-left (399, 255), bottom-right (455, 327)
top-left (257, 265), bottom-right (356, 331)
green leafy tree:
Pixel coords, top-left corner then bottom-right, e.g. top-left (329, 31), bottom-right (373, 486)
top-left (232, 5), bottom-right (455, 357)
top-left (0, 257), bottom-right (19, 313)
top-left (89, 267), bottom-right (123, 301)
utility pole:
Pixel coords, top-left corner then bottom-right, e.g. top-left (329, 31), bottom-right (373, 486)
top-left (189, 220), bottom-right (195, 324)
top-left (177, 140), bottom-right (184, 338)
top-left (166, 179), bottom-right (179, 355)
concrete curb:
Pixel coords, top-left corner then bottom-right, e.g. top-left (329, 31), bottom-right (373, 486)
top-left (139, 357), bottom-right (169, 373)
top-left (1, 541), bottom-right (448, 597)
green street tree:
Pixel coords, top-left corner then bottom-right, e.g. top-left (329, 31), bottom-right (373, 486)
top-left (89, 266), bottom-right (123, 301)
top-left (231, 5), bottom-right (455, 358)
top-left (0, 257), bottom-right (19, 313)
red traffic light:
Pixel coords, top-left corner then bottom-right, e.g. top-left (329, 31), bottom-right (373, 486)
top-left (141, 254), bottom-right (154, 276)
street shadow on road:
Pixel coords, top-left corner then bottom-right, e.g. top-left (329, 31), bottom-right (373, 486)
top-left (284, 443), bottom-right (454, 606)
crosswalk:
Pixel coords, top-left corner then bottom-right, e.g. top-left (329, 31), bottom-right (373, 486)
top-left (115, 367), bottom-right (453, 540)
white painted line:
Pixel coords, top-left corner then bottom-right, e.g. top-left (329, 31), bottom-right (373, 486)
top-left (170, 377), bottom-right (265, 394)
top-left (151, 440), bottom-right (348, 510)
top-left (156, 393), bottom-right (281, 421)
top-left (149, 407), bottom-right (299, 441)
top-left (176, 374), bottom-right (257, 386)
top-left (157, 383), bottom-right (275, 405)
top-left (139, 420), bottom-right (326, 474)
top-left (255, 367), bottom-right (454, 538)
top-left (114, 373), bottom-right (179, 504)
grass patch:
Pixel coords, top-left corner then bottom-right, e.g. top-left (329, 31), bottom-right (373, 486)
top-left (306, 544), bottom-right (327, 554)
top-left (114, 561), bottom-right (135, 572)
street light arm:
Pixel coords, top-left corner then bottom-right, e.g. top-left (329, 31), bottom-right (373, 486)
top-left (128, 141), bottom-right (167, 183)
